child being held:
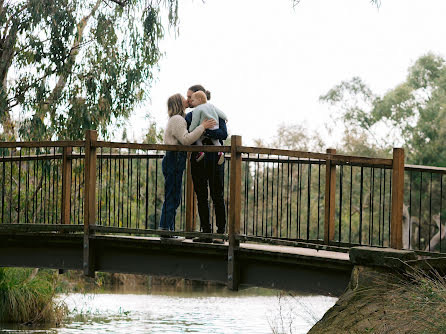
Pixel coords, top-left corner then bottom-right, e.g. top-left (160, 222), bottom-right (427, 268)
top-left (189, 91), bottom-right (227, 164)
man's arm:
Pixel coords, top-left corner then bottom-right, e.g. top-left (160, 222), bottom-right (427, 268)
top-left (185, 111), bottom-right (192, 130)
top-left (205, 117), bottom-right (228, 141)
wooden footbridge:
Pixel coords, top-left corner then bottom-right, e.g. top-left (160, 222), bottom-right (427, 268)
top-left (0, 131), bottom-right (445, 295)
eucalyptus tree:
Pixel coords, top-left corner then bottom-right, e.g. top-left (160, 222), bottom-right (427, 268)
top-left (0, 0), bottom-right (178, 141)
top-left (320, 53), bottom-right (446, 167)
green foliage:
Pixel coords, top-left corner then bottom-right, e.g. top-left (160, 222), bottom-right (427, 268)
top-left (320, 53), bottom-right (446, 167)
top-left (1, 0), bottom-right (179, 141)
top-left (0, 268), bottom-right (67, 324)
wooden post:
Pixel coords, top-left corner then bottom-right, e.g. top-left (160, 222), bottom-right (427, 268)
top-left (391, 148), bottom-right (404, 250)
top-left (324, 148), bottom-right (336, 244)
top-left (61, 147), bottom-right (72, 225)
top-left (228, 135), bottom-right (242, 291)
top-left (185, 154), bottom-right (196, 232)
top-left (83, 130), bottom-right (97, 277)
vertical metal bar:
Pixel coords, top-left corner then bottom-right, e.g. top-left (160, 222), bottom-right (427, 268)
top-left (127, 150), bottom-right (130, 228)
top-left (382, 169), bottom-right (386, 246)
top-left (130, 152), bottom-right (133, 228)
top-left (155, 152), bottom-right (158, 229)
top-left (137, 155), bottom-right (141, 229)
top-left (317, 161), bottom-right (321, 240)
top-left (145, 154), bottom-right (149, 229)
top-left (271, 156), bottom-right (275, 237)
top-left (338, 164), bottom-right (343, 243)
top-left (287, 158), bottom-right (291, 238)
top-left (25, 149), bottom-right (29, 224)
top-left (2, 149), bottom-right (6, 224)
top-left (290, 161), bottom-right (293, 238)
top-left (10, 148), bottom-right (13, 224)
top-left (266, 156), bottom-right (269, 237)
top-left (359, 166), bottom-right (364, 245)
top-left (53, 147), bottom-right (57, 224)
top-left (298, 161), bottom-right (303, 238)
top-left (98, 149), bottom-right (103, 225)
top-left (307, 160), bottom-right (312, 241)
top-left (118, 150), bottom-right (121, 227)
top-left (280, 159), bottom-right (283, 238)
top-left (43, 149), bottom-right (47, 224)
top-left (276, 157), bottom-right (280, 238)
top-left (419, 172), bottom-right (422, 250)
top-left (440, 174), bottom-right (443, 253)
top-left (378, 168), bottom-right (383, 246)
top-left (349, 166), bottom-right (353, 245)
top-left (429, 172), bottom-right (433, 251)
top-left (409, 171), bottom-right (412, 249)
top-left (113, 150), bottom-right (117, 227)
top-left (262, 160), bottom-right (266, 236)
top-left (255, 155), bottom-right (260, 236)
top-left (244, 155), bottom-right (248, 234)
top-left (108, 148), bottom-right (112, 227)
top-left (17, 148), bottom-right (22, 224)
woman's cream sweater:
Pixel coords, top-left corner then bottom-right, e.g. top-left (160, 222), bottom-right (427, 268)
top-left (163, 114), bottom-right (205, 145)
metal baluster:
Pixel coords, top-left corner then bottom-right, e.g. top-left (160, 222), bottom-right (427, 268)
top-left (307, 160), bottom-right (312, 241)
top-left (349, 166), bottom-right (353, 245)
top-left (359, 166), bottom-right (364, 245)
top-left (317, 160), bottom-right (321, 240)
top-left (408, 171), bottom-right (412, 249)
top-left (338, 164), bottom-right (343, 243)
top-left (25, 149), bottom-right (29, 224)
top-left (378, 168), bottom-right (383, 246)
top-left (429, 173), bottom-right (433, 251)
top-left (419, 172), bottom-right (423, 250)
top-left (155, 152), bottom-right (158, 229)
top-left (17, 148), bottom-right (22, 224)
top-left (145, 153), bottom-right (149, 229)
top-left (266, 156), bottom-right (270, 237)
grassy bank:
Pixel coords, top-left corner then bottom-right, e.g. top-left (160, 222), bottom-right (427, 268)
top-left (309, 266), bottom-right (446, 334)
top-left (0, 268), bottom-right (67, 325)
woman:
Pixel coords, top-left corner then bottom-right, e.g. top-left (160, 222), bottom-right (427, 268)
top-left (159, 93), bottom-right (216, 235)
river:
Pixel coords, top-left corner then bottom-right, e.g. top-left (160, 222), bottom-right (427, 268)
top-left (0, 287), bottom-right (336, 334)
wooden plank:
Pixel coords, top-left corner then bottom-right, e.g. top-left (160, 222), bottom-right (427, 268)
top-left (0, 141), bottom-right (84, 148)
top-left (324, 149), bottom-right (336, 244)
top-left (83, 130), bottom-right (97, 277)
top-left (228, 135), bottom-right (242, 291)
top-left (61, 147), bottom-right (72, 225)
top-left (405, 164), bottom-right (446, 174)
top-left (95, 141), bottom-right (231, 153)
top-left (238, 146), bottom-right (330, 160)
top-left (391, 148), bottom-right (404, 249)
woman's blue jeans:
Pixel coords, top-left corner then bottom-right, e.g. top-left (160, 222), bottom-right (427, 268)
top-left (159, 151), bottom-right (186, 231)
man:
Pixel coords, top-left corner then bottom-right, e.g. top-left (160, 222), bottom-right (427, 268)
top-left (185, 85), bottom-right (228, 243)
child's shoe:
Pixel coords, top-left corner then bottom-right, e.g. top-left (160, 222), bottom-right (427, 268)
top-left (196, 152), bottom-right (205, 162)
top-left (217, 152), bottom-right (224, 165)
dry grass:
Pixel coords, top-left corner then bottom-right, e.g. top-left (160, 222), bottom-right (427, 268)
top-left (0, 268), bottom-right (67, 325)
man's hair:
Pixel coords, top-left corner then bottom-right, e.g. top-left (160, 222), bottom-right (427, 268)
top-left (167, 94), bottom-right (185, 118)
top-left (192, 91), bottom-right (207, 105)
top-left (188, 84), bottom-right (211, 100)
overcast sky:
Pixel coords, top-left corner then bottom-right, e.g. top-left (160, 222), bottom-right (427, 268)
top-left (124, 0), bottom-right (446, 147)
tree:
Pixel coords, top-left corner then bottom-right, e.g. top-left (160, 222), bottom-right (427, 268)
top-left (320, 53), bottom-right (446, 167)
top-left (0, 0), bottom-right (178, 141)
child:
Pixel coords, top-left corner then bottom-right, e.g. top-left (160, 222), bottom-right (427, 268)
top-left (189, 91), bottom-right (227, 164)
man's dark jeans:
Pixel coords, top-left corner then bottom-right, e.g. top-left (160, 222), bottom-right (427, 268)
top-left (191, 152), bottom-right (226, 234)
top-left (159, 151), bottom-right (186, 231)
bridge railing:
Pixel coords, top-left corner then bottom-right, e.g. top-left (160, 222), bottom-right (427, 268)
top-left (3, 131), bottom-right (446, 254)
top-left (236, 146), bottom-right (399, 250)
top-left (403, 165), bottom-right (446, 254)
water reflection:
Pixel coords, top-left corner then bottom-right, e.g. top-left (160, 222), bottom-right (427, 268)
top-left (0, 287), bottom-right (336, 334)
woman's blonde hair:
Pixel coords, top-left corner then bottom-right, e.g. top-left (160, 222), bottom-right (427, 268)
top-left (167, 94), bottom-right (185, 118)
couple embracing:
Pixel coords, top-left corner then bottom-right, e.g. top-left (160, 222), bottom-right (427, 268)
top-left (159, 84), bottom-right (228, 243)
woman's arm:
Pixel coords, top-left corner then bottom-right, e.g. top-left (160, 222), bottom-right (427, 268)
top-left (170, 116), bottom-right (205, 145)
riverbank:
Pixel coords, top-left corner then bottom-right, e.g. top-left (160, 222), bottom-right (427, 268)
top-left (309, 265), bottom-right (446, 334)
